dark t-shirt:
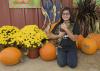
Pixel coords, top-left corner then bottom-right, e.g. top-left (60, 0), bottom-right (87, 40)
top-left (72, 23), bottom-right (80, 35)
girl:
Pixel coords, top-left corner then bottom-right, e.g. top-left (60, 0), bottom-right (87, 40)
top-left (45, 7), bottom-right (80, 68)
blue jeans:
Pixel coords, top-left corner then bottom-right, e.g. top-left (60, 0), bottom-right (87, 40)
top-left (57, 47), bottom-right (78, 68)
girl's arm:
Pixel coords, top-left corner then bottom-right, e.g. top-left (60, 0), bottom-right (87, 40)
top-left (47, 32), bottom-right (65, 40)
top-left (44, 24), bottom-right (65, 40)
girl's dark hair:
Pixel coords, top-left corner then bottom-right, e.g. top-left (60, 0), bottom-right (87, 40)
top-left (59, 7), bottom-right (72, 24)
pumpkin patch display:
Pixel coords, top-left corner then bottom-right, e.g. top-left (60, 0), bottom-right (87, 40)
top-left (0, 47), bottom-right (22, 65)
top-left (81, 38), bottom-right (97, 55)
top-left (40, 42), bottom-right (56, 61)
top-left (76, 35), bottom-right (84, 49)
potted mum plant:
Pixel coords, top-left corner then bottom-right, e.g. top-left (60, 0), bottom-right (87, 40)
top-left (0, 34), bottom-right (6, 51)
top-left (19, 25), bottom-right (48, 59)
top-left (0, 25), bottom-right (20, 49)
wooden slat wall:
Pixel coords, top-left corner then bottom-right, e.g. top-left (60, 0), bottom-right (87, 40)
top-left (0, 0), bottom-right (11, 26)
top-left (10, 8), bottom-right (26, 28)
top-left (0, 0), bottom-right (73, 28)
top-left (25, 9), bottom-right (38, 25)
top-left (62, 0), bottom-right (72, 8)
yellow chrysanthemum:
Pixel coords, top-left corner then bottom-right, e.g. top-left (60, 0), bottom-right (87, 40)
top-left (20, 25), bottom-right (48, 48)
top-left (0, 25), bottom-right (48, 48)
top-left (0, 25), bottom-right (20, 46)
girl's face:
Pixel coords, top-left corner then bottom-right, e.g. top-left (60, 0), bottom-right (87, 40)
top-left (62, 10), bottom-right (70, 21)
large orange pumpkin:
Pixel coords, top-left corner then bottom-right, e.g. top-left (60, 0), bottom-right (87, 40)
top-left (40, 42), bottom-right (56, 61)
top-left (76, 35), bottom-right (84, 49)
top-left (0, 53), bottom-right (1, 62)
top-left (81, 38), bottom-right (97, 55)
top-left (0, 47), bottom-right (22, 65)
top-left (87, 33), bottom-right (100, 49)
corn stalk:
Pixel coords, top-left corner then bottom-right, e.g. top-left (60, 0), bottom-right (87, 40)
top-left (75, 0), bottom-right (98, 37)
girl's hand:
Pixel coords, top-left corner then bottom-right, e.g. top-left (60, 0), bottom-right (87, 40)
top-left (61, 23), bottom-right (68, 31)
top-left (74, 35), bottom-right (79, 41)
top-left (58, 31), bottom-right (65, 38)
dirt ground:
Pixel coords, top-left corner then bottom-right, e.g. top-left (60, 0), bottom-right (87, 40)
top-left (0, 50), bottom-right (100, 71)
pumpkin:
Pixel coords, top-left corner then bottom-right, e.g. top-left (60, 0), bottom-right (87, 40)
top-left (81, 38), bottom-right (97, 55)
top-left (24, 0), bottom-right (29, 3)
top-left (40, 42), bottom-right (56, 61)
top-left (87, 33), bottom-right (97, 40)
top-left (16, 0), bottom-right (23, 3)
top-left (0, 47), bottom-right (22, 65)
top-left (76, 35), bottom-right (84, 49)
top-left (0, 53), bottom-right (1, 62)
top-left (96, 34), bottom-right (100, 49)
top-left (87, 33), bottom-right (100, 49)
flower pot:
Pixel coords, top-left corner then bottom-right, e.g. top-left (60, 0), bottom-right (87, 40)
top-left (27, 48), bottom-right (39, 59)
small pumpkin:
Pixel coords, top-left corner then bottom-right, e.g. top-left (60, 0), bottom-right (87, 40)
top-left (81, 38), bottom-right (97, 55)
top-left (76, 35), bottom-right (84, 49)
top-left (0, 47), bottom-right (22, 65)
top-left (40, 42), bottom-right (56, 61)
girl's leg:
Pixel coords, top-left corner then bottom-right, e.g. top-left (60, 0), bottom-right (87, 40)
top-left (57, 48), bottom-right (67, 67)
top-left (67, 49), bottom-right (78, 68)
